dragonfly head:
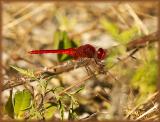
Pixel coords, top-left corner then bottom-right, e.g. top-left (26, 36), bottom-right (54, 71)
top-left (97, 48), bottom-right (106, 60)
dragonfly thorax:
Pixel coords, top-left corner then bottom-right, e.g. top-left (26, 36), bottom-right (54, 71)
top-left (74, 44), bottom-right (96, 59)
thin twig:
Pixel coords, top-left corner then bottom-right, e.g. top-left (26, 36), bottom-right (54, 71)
top-left (34, 58), bottom-right (91, 76)
top-left (126, 32), bottom-right (158, 51)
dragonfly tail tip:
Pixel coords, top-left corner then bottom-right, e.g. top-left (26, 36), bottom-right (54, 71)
top-left (28, 51), bottom-right (33, 54)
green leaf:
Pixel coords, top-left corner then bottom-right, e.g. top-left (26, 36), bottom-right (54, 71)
top-left (14, 90), bottom-right (32, 119)
top-left (57, 31), bottom-right (72, 62)
top-left (5, 90), bottom-right (14, 118)
top-left (70, 39), bottom-right (79, 48)
top-left (10, 65), bottom-right (34, 78)
top-left (44, 103), bottom-right (57, 119)
top-left (53, 31), bottom-right (77, 62)
top-left (53, 30), bottom-right (79, 62)
top-left (53, 31), bottom-right (61, 49)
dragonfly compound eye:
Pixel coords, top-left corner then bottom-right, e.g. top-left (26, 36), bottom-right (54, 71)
top-left (97, 48), bottom-right (106, 60)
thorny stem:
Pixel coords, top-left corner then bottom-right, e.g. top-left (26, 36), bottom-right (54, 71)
top-left (2, 58), bottom-right (92, 91)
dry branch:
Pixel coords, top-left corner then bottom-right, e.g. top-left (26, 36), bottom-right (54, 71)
top-left (2, 58), bottom-right (92, 91)
top-left (126, 32), bottom-right (158, 51)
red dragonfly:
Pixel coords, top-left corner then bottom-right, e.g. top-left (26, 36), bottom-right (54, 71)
top-left (29, 44), bottom-right (107, 61)
top-left (29, 44), bottom-right (107, 74)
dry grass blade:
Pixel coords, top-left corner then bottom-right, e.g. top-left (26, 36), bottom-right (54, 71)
top-left (12, 3), bottom-right (34, 18)
top-left (125, 92), bottom-right (159, 119)
top-left (4, 4), bottom-right (51, 30)
top-left (109, 5), bottom-right (130, 28)
top-left (124, 4), bottom-right (149, 35)
top-left (58, 74), bottom-right (94, 95)
top-left (136, 103), bottom-right (159, 120)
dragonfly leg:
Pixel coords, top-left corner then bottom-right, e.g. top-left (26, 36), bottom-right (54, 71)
top-left (74, 58), bottom-right (88, 69)
top-left (74, 63), bottom-right (78, 69)
top-left (93, 58), bottom-right (106, 74)
top-left (85, 65), bottom-right (98, 81)
top-left (94, 58), bottom-right (99, 65)
top-left (73, 58), bottom-right (83, 69)
top-left (85, 66), bottom-right (91, 75)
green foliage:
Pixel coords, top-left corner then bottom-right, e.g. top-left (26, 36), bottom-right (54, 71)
top-left (58, 99), bottom-right (65, 120)
top-left (68, 100), bottom-right (78, 120)
top-left (130, 46), bottom-right (158, 104)
top-left (105, 45), bottom-right (126, 68)
top-left (51, 86), bottom-right (81, 120)
top-left (10, 65), bottom-right (35, 78)
top-left (100, 17), bottom-right (139, 44)
top-left (67, 94), bottom-right (79, 120)
top-left (4, 76), bottom-right (83, 120)
top-left (43, 103), bottom-right (57, 119)
top-left (5, 90), bottom-right (14, 118)
top-left (58, 31), bottom-right (72, 62)
top-left (131, 62), bottom-right (157, 93)
top-left (118, 26), bottom-right (139, 44)
top-left (38, 76), bottom-right (53, 95)
top-left (29, 104), bottom-right (43, 120)
top-left (53, 31), bottom-right (78, 62)
top-left (14, 90), bottom-right (32, 119)
top-left (100, 18), bottom-right (119, 38)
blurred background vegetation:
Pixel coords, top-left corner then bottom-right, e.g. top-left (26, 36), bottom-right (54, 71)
top-left (2, 2), bottom-right (159, 121)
